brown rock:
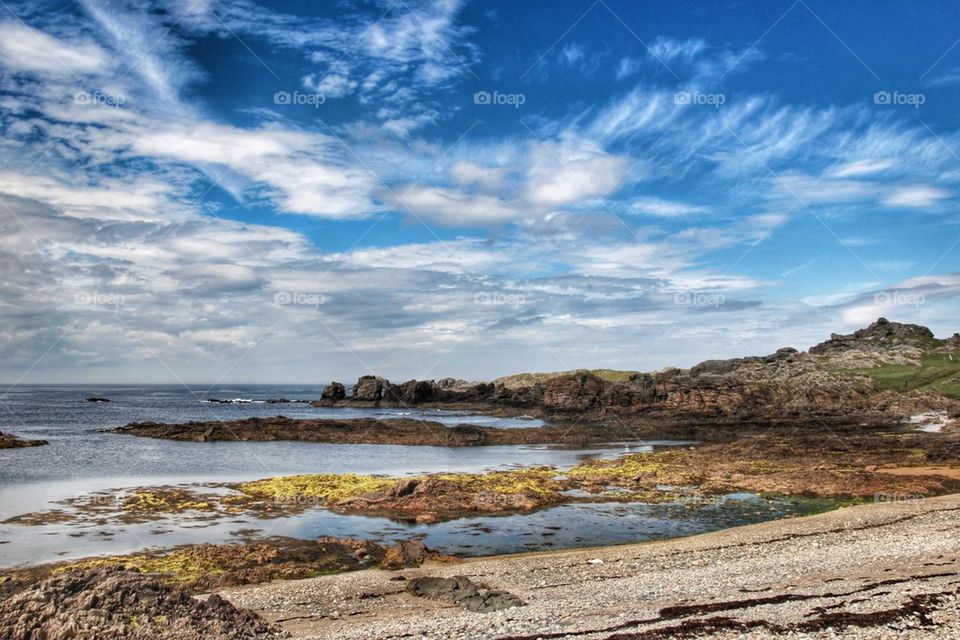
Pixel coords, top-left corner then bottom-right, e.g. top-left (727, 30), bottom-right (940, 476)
top-left (406, 575), bottom-right (525, 613)
top-left (0, 431), bottom-right (48, 449)
top-left (353, 376), bottom-right (389, 402)
top-left (0, 567), bottom-right (281, 639)
top-left (382, 539), bottom-right (430, 570)
top-left (321, 382), bottom-right (346, 401)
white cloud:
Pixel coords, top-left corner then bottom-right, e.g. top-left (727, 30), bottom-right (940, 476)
top-left (384, 185), bottom-right (519, 225)
top-left (132, 122), bottom-right (378, 218)
top-left (0, 171), bottom-right (177, 221)
top-left (629, 197), bottom-right (705, 217)
top-left (615, 57), bottom-right (642, 79)
top-left (647, 37), bottom-right (707, 62)
top-left (560, 42), bottom-right (586, 65)
top-left (882, 185), bottom-right (951, 208)
top-left (449, 161), bottom-right (506, 191)
top-left (0, 21), bottom-right (108, 75)
top-left (830, 158), bottom-right (894, 178)
top-left (523, 140), bottom-right (629, 208)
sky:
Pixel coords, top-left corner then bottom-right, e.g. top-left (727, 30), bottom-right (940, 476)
top-left (0, 0), bottom-right (959, 384)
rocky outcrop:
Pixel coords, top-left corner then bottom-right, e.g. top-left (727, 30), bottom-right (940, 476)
top-left (306, 319), bottom-right (958, 423)
top-left (321, 381), bottom-right (346, 400)
top-left (810, 317), bottom-right (935, 354)
top-left (0, 431), bottom-right (48, 449)
top-left (0, 567), bottom-right (281, 639)
top-left (111, 417), bottom-right (684, 446)
top-left (542, 372), bottom-right (605, 410)
top-left (353, 375), bottom-right (389, 402)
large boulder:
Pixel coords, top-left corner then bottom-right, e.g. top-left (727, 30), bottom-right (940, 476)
top-left (406, 575), bottom-right (525, 613)
top-left (321, 382), bottom-right (346, 400)
top-left (352, 375), bottom-right (389, 402)
top-left (382, 539), bottom-right (430, 569)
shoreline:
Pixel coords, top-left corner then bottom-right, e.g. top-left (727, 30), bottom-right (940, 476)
top-left (221, 493), bottom-right (960, 639)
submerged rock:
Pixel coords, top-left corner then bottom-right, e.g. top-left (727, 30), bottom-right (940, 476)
top-left (0, 431), bottom-right (48, 449)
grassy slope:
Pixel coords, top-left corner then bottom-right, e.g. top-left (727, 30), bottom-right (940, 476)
top-left (846, 350), bottom-right (960, 399)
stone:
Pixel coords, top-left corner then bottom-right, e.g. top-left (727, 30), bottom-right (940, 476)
top-left (406, 575), bottom-right (525, 613)
top-left (353, 376), bottom-right (389, 402)
top-left (382, 539), bottom-right (430, 569)
top-left (321, 382), bottom-right (346, 400)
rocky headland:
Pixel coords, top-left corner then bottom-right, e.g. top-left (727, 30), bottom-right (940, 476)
top-left (312, 318), bottom-right (960, 425)
top-left (111, 319), bottom-right (960, 448)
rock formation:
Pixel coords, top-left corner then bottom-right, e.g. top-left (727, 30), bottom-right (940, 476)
top-left (321, 381), bottom-right (346, 400)
top-left (311, 319), bottom-right (960, 423)
top-left (0, 431), bottom-right (48, 449)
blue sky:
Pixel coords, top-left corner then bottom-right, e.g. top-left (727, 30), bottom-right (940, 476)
top-left (0, 0), bottom-right (959, 383)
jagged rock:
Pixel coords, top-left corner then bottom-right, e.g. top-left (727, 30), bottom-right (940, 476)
top-left (388, 379), bottom-right (437, 404)
top-left (0, 567), bottom-right (281, 639)
top-left (810, 318), bottom-right (935, 354)
top-left (306, 319), bottom-right (960, 422)
top-left (406, 576), bottom-right (525, 613)
top-left (353, 375), bottom-right (389, 402)
top-left (321, 382), bottom-right (346, 400)
top-left (542, 372), bottom-right (605, 410)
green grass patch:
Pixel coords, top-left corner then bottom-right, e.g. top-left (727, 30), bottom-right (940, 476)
top-left (844, 351), bottom-right (960, 398)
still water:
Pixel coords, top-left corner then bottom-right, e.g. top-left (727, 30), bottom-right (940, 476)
top-left (0, 385), bottom-right (831, 567)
